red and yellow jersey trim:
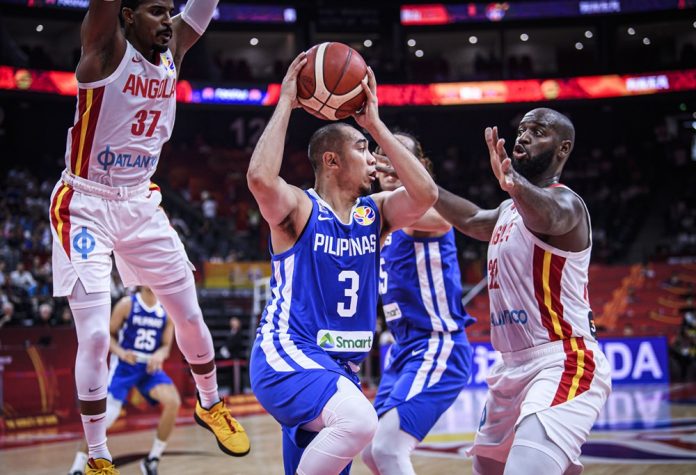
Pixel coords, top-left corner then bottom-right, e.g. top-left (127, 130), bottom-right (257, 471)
top-left (533, 245), bottom-right (573, 341)
top-left (49, 184), bottom-right (74, 259)
top-left (69, 87), bottom-right (105, 178)
top-left (552, 337), bottom-right (595, 405)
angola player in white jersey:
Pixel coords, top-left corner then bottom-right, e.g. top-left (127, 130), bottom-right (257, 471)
top-left (49, 1), bottom-right (248, 473)
top-left (435, 108), bottom-right (611, 475)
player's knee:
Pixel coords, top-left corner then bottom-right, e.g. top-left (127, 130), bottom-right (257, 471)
top-left (371, 431), bottom-right (400, 461)
top-left (78, 327), bottom-right (110, 357)
top-left (160, 390), bottom-right (181, 409)
top-left (344, 401), bottom-right (378, 444)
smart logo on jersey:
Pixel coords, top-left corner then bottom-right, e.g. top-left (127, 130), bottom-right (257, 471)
top-left (353, 206), bottom-right (375, 226)
top-left (318, 332), bottom-right (335, 349)
top-left (317, 330), bottom-right (373, 352)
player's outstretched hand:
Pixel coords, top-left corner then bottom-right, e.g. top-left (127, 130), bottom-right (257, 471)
top-left (352, 67), bottom-right (379, 130)
top-left (485, 126), bottom-right (517, 193)
top-left (279, 52), bottom-right (307, 109)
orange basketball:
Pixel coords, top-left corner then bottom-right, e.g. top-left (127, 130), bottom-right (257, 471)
top-left (297, 42), bottom-right (368, 121)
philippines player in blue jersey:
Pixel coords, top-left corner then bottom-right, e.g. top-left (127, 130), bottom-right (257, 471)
top-left (68, 287), bottom-right (180, 475)
top-left (246, 54), bottom-right (438, 475)
top-left (361, 133), bottom-right (475, 475)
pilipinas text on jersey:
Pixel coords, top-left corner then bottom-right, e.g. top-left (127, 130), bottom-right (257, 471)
top-left (380, 229), bottom-right (475, 334)
top-left (119, 293), bottom-right (167, 356)
top-left (256, 189), bottom-right (381, 370)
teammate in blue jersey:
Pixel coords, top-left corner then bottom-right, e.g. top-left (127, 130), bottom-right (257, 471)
top-left (246, 54), bottom-right (439, 475)
top-left (68, 287), bottom-right (180, 475)
top-left (361, 133), bottom-right (475, 475)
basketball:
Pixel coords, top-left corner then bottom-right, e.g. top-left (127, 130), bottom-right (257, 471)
top-left (297, 42), bottom-right (368, 121)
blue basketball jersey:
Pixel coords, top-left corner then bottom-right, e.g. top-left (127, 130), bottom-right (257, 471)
top-left (119, 293), bottom-right (167, 354)
top-left (380, 229), bottom-right (475, 334)
top-left (256, 189), bottom-right (381, 369)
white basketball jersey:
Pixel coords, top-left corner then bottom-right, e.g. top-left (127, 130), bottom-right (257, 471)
top-left (63, 41), bottom-right (177, 187)
top-left (487, 185), bottom-right (596, 353)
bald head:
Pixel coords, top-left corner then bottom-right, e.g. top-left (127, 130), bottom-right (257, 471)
top-left (307, 123), bottom-right (353, 171)
top-left (524, 108), bottom-right (575, 153)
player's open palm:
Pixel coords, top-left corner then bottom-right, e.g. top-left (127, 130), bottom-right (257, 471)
top-left (280, 52), bottom-right (307, 108)
top-left (352, 67), bottom-right (379, 130)
top-left (485, 126), bottom-right (515, 192)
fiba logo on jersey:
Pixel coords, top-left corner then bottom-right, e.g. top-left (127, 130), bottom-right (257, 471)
top-left (353, 206), bottom-right (375, 226)
top-left (160, 53), bottom-right (175, 77)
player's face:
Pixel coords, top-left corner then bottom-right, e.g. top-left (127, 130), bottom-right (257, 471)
top-left (131, 0), bottom-right (175, 53)
top-left (512, 112), bottom-right (557, 180)
top-left (339, 129), bottom-right (377, 196)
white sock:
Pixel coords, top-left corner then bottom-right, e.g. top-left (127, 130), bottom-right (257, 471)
top-left (70, 451), bottom-right (88, 473)
top-left (192, 368), bottom-right (219, 409)
top-left (148, 438), bottom-right (167, 460)
top-left (81, 412), bottom-right (111, 461)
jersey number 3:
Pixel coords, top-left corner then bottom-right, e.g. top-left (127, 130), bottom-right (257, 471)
top-left (337, 270), bottom-right (359, 317)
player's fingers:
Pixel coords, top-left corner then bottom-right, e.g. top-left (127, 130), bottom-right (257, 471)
top-left (360, 77), bottom-right (375, 103)
top-left (366, 67), bottom-right (377, 93)
top-left (497, 138), bottom-right (509, 160)
top-left (375, 164), bottom-right (396, 175)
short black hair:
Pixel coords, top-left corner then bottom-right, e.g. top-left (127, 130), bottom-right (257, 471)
top-left (307, 123), bottom-right (352, 171)
top-left (120, 0), bottom-right (144, 26)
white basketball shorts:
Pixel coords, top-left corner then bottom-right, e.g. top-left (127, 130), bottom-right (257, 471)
top-left (49, 173), bottom-right (195, 296)
top-left (468, 337), bottom-right (611, 474)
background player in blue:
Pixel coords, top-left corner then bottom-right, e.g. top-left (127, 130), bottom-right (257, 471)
top-left (68, 287), bottom-right (180, 475)
top-left (246, 54), bottom-right (439, 475)
top-left (361, 133), bottom-right (475, 475)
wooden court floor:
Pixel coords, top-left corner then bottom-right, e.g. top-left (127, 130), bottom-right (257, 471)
top-left (2, 384), bottom-right (695, 474)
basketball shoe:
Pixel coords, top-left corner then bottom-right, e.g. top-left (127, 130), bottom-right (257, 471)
top-left (85, 458), bottom-right (119, 474)
top-left (194, 398), bottom-right (250, 456)
top-left (140, 456), bottom-right (159, 475)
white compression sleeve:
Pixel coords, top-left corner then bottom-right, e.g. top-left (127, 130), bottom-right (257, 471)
top-left (181, 0), bottom-right (218, 36)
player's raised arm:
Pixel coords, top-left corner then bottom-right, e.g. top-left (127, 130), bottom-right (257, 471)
top-left (246, 53), bottom-right (312, 244)
top-left (172, 0), bottom-right (218, 63)
top-left (76, 0), bottom-right (126, 83)
top-left (354, 70), bottom-right (438, 234)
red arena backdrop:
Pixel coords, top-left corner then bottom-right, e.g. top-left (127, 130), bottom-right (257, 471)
top-left (1, 65), bottom-right (695, 106)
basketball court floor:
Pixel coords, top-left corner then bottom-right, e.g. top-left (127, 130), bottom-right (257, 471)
top-left (2, 383), bottom-right (695, 474)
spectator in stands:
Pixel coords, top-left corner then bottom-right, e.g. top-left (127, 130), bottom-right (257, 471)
top-left (60, 306), bottom-right (74, 327)
top-left (201, 190), bottom-right (218, 219)
top-left (36, 303), bottom-right (55, 326)
top-left (219, 317), bottom-right (244, 360)
top-left (670, 309), bottom-right (696, 381)
top-left (219, 316), bottom-right (248, 393)
top-left (10, 262), bottom-right (36, 296)
top-left (0, 301), bottom-right (14, 328)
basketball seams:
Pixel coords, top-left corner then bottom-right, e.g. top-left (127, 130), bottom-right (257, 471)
top-left (297, 42), bottom-right (367, 121)
top-left (316, 43), bottom-right (353, 118)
